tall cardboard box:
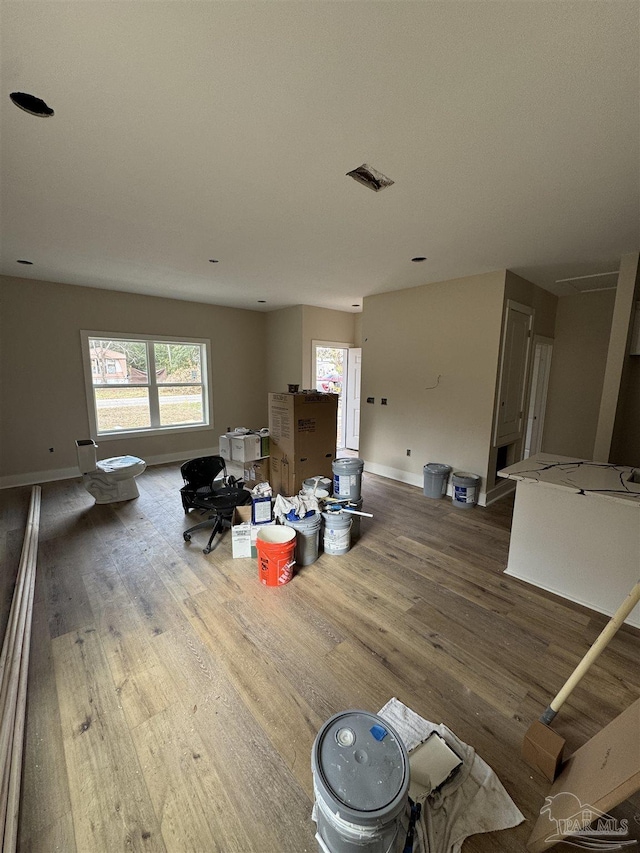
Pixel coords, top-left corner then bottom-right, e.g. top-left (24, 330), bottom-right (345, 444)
top-left (268, 392), bottom-right (338, 495)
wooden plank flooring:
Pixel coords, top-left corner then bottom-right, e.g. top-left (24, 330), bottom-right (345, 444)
top-left (2, 465), bottom-right (638, 852)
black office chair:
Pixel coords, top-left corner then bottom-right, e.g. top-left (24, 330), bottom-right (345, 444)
top-left (180, 455), bottom-right (251, 554)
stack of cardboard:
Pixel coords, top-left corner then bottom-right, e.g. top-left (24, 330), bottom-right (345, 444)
top-left (268, 391), bottom-right (338, 495)
top-left (219, 431), bottom-right (270, 489)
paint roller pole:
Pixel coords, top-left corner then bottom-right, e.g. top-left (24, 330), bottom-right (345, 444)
top-left (540, 579), bottom-right (640, 725)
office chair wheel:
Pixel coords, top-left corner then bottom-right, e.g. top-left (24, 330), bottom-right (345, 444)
top-left (183, 532), bottom-right (191, 542)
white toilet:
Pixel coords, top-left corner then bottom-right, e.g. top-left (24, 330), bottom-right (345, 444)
top-left (76, 439), bottom-right (146, 504)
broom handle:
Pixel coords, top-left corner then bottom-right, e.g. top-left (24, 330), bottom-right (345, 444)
top-left (540, 580), bottom-right (640, 725)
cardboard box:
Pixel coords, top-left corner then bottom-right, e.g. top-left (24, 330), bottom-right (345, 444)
top-left (270, 450), bottom-right (335, 496)
top-left (226, 458), bottom-right (270, 488)
top-left (268, 392), bottom-right (337, 462)
top-left (219, 435), bottom-right (231, 460)
top-left (230, 433), bottom-right (269, 462)
top-left (231, 505), bottom-right (274, 558)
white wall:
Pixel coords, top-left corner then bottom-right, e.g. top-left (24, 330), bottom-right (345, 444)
top-left (359, 271), bottom-right (506, 501)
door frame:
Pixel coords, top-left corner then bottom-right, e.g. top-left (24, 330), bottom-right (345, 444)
top-left (312, 339), bottom-right (353, 450)
top-left (524, 335), bottom-right (554, 458)
top-left (493, 300), bottom-right (535, 447)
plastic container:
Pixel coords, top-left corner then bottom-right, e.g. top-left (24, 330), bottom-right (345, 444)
top-left (304, 476), bottom-right (333, 494)
top-left (322, 510), bottom-right (352, 556)
top-left (332, 458), bottom-right (365, 501)
top-left (256, 525), bottom-right (296, 586)
top-left (423, 463), bottom-right (452, 499)
top-left (312, 710), bottom-right (409, 853)
top-left (451, 472), bottom-right (481, 509)
top-left (284, 511), bottom-right (322, 566)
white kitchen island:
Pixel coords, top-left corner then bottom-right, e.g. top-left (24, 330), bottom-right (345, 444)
top-left (498, 453), bottom-right (640, 628)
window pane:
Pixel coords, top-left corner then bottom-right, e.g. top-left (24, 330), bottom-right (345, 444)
top-left (89, 339), bottom-right (148, 385)
top-left (159, 386), bottom-right (204, 426)
top-left (154, 343), bottom-right (202, 384)
top-left (95, 387), bottom-right (151, 432)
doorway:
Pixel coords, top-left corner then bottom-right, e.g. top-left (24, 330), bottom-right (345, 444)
top-left (312, 342), bottom-right (361, 450)
top-left (524, 336), bottom-right (554, 458)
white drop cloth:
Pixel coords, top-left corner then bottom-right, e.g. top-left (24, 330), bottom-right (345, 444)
top-left (378, 698), bottom-right (525, 853)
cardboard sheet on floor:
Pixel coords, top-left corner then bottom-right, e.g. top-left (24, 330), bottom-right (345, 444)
top-left (527, 698), bottom-right (640, 852)
top-left (379, 698), bottom-right (524, 853)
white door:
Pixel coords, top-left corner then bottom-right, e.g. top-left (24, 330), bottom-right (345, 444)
top-left (524, 338), bottom-right (553, 458)
top-left (345, 348), bottom-right (362, 450)
top-left (494, 301), bottom-right (534, 446)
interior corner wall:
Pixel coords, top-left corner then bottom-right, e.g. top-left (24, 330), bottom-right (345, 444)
top-left (359, 270), bottom-right (506, 499)
top-left (594, 252), bottom-right (640, 462)
top-left (0, 276), bottom-right (267, 485)
top-left (301, 306), bottom-right (357, 389)
top-left (265, 306), bottom-right (303, 395)
top-left (610, 255), bottom-right (640, 465)
top-left (542, 290), bottom-right (615, 460)
top-left (504, 270), bottom-right (558, 339)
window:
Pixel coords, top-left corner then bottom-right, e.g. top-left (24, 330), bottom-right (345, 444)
top-left (81, 332), bottom-right (211, 438)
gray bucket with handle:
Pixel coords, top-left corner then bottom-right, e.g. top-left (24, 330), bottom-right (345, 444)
top-left (311, 710), bottom-right (410, 853)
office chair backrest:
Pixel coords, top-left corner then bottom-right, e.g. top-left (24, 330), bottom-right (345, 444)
top-left (180, 455), bottom-right (227, 492)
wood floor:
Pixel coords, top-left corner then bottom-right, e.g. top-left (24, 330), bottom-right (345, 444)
top-left (2, 465), bottom-right (639, 852)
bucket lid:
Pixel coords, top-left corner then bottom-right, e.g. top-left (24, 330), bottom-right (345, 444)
top-left (312, 711), bottom-right (409, 824)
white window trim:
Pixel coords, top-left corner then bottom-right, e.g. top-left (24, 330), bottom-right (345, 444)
top-left (80, 330), bottom-right (213, 441)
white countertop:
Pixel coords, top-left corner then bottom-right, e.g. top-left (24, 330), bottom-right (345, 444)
top-left (498, 453), bottom-right (640, 506)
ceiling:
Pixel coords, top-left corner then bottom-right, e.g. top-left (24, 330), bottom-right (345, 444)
top-left (2, 2), bottom-right (638, 312)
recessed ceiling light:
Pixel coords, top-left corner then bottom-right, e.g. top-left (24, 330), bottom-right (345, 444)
top-left (352, 304), bottom-right (359, 307)
top-left (209, 259), bottom-right (219, 263)
top-left (257, 300), bottom-right (266, 303)
top-left (17, 259), bottom-right (33, 265)
top-left (10, 92), bottom-right (54, 117)
top-left (411, 257), bottom-right (427, 262)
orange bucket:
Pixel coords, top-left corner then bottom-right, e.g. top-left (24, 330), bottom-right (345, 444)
top-left (256, 526), bottom-right (297, 587)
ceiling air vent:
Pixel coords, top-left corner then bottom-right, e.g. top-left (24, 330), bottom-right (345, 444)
top-left (346, 164), bottom-right (394, 192)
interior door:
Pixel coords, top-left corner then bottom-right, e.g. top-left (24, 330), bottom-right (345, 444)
top-left (524, 338), bottom-right (553, 458)
top-left (345, 348), bottom-right (362, 450)
top-left (494, 301), bottom-right (534, 446)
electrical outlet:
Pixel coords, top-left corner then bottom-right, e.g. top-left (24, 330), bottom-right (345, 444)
top-left (406, 449), bottom-right (411, 456)
top-left (366, 397), bottom-right (375, 404)
top-left (381, 398), bottom-right (388, 405)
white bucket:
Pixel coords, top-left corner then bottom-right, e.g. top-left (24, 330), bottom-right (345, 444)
top-left (322, 511), bottom-right (352, 556)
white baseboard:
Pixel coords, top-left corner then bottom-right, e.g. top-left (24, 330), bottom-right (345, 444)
top-left (0, 446), bottom-right (219, 490)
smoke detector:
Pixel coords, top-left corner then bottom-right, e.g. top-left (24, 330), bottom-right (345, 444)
top-left (346, 164), bottom-right (394, 192)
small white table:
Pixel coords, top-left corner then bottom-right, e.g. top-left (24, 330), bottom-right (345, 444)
top-left (498, 453), bottom-right (640, 628)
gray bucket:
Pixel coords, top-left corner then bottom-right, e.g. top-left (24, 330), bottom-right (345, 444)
top-left (423, 463), bottom-right (452, 499)
top-left (322, 510), bottom-right (352, 556)
top-left (332, 458), bottom-right (364, 501)
top-left (285, 511), bottom-right (322, 566)
top-left (311, 710), bottom-right (409, 853)
top-left (451, 471), bottom-right (481, 509)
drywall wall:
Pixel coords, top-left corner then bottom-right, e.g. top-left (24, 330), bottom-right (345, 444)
top-left (265, 306), bottom-right (303, 394)
top-left (542, 290), bottom-right (615, 460)
top-left (301, 306), bottom-right (357, 389)
top-left (594, 252), bottom-right (640, 462)
top-left (610, 254), bottom-right (640, 465)
top-left (359, 270), bottom-right (506, 501)
top-left (0, 276), bottom-right (267, 485)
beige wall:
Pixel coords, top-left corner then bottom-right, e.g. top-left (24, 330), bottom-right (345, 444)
top-left (542, 290), bottom-right (615, 460)
top-left (359, 270), bottom-right (506, 499)
top-left (0, 276), bottom-right (267, 483)
top-left (504, 270), bottom-right (557, 339)
top-left (301, 306), bottom-right (357, 389)
top-left (594, 252), bottom-right (640, 462)
top-left (265, 306), bottom-right (303, 394)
